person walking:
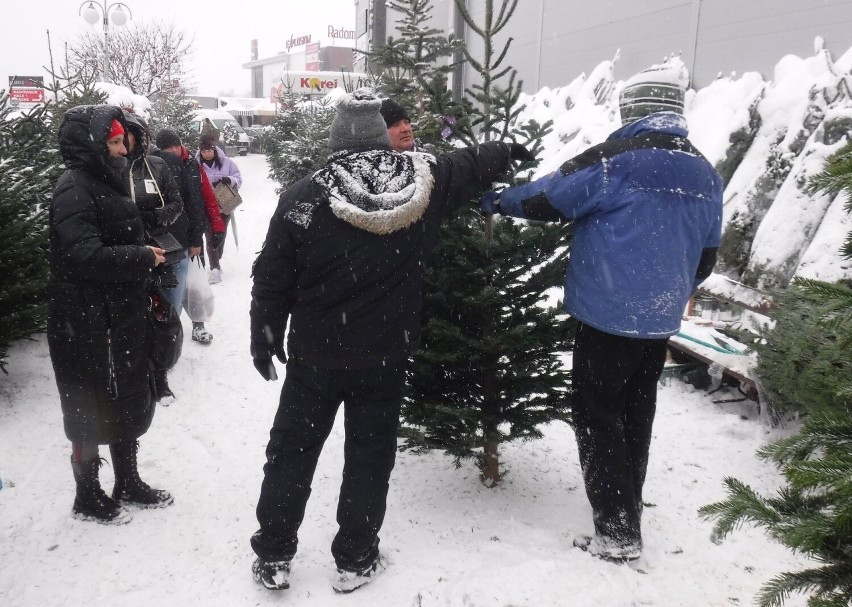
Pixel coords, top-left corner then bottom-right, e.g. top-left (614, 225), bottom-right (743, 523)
top-left (479, 61), bottom-right (724, 562)
top-left (123, 113), bottom-right (184, 402)
top-left (248, 88), bottom-right (531, 593)
top-left (48, 105), bottom-right (174, 525)
top-left (196, 134), bottom-right (242, 284)
top-left (153, 129), bottom-right (224, 346)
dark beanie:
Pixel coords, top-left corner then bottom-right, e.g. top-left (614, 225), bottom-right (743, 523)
top-left (155, 129), bottom-right (182, 150)
top-left (199, 134), bottom-right (217, 150)
top-left (619, 60), bottom-right (688, 125)
top-left (328, 88), bottom-right (391, 152)
top-left (379, 98), bottom-right (410, 128)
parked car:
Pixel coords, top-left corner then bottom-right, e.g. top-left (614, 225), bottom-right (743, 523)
top-left (244, 126), bottom-right (267, 154)
top-left (190, 109), bottom-right (250, 156)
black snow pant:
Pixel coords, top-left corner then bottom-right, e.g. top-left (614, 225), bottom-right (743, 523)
top-left (571, 321), bottom-right (668, 547)
top-left (251, 358), bottom-right (406, 571)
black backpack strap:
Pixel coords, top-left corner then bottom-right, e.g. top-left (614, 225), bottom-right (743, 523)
top-left (559, 132), bottom-right (705, 177)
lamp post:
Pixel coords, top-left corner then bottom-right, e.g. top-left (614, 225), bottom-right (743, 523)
top-left (78, 0), bottom-right (133, 83)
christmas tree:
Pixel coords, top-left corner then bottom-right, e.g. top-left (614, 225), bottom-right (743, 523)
top-left (380, 0), bottom-right (571, 484)
top-left (264, 87), bottom-right (337, 192)
top-left (699, 139), bottom-right (852, 607)
top-left (0, 94), bottom-right (57, 372)
top-left (149, 86), bottom-right (197, 150)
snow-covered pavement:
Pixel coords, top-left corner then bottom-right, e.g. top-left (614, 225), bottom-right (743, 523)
top-left (0, 154), bottom-right (809, 606)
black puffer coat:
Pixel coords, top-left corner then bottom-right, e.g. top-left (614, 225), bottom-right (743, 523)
top-left (47, 105), bottom-right (157, 444)
top-left (251, 143), bottom-right (513, 369)
top-left (123, 112), bottom-right (183, 236)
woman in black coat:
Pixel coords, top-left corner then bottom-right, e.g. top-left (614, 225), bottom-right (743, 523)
top-left (48, 105), bottom-right (173, 525)
top-left (123, 110), bottom-right (184, 401)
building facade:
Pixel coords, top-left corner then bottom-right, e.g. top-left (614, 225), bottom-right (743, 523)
top-left (354, 0), bottom-right (852, 91)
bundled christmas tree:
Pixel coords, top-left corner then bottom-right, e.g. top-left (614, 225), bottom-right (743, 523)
top-left (377, 0), bottom-right (571, 484)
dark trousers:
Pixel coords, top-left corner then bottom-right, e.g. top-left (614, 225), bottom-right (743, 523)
top-left (205, 213), bottom-right (231, 270)
top-left (251, 359), bottom-right (406, 570)
top-left (571, 322), bottom-right (668, 546)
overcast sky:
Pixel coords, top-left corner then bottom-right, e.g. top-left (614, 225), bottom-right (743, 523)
top-left (0, 0), bottom-right (356, 97)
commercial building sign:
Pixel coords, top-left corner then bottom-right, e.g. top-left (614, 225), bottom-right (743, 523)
top-left (270, 71), bottom-right (372, 99)
top-left (328, 25), bottom-right (355, 42)
top-left (305, 43), bottom-right (321, 72)
top-left (285, 34), bottom-right (312, 52)
top-left (8, 76), bottom-right (44, 110)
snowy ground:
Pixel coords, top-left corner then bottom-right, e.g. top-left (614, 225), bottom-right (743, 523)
top-left (0, 154), bottom-right (810, 606)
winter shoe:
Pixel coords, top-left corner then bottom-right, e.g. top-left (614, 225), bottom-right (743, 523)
top-left (332, 552), bottom-right (387, 594)
top-left (71, 459), bottom-right (132, 525)
top-left (153, 370), bottom-right (175, 404)
top-left (109, 441), bottom-right (174, 508)
top-left (191, 323), bottom-right (213, 344)
top-left (252, 558), bottom-right (291, 590)
top-left (208, 268), bottom-right (222, 284)
top-left (573, 535), bottom-right (642, 562)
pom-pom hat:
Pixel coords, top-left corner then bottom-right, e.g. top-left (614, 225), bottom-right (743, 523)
top-left (328, 88), bottom-right (391, 152)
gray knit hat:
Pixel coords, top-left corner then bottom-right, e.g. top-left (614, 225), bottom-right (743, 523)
top-left (328, 88), bottom-right (391, 152)
top-left (619, 59), bottom-right (689, 124)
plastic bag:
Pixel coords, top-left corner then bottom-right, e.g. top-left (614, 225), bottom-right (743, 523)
top-left (185, 258), bottom-right (215, 322)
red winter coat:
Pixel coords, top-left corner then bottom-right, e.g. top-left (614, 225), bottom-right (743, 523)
top-left (198, 166), bottom-right (225, 233)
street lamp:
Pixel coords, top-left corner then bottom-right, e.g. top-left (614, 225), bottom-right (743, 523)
top-left (78, 0), bottom-right (133, 83)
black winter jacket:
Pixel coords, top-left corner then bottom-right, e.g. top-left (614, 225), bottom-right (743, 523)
top-left (47, 105), bottom-right (157, 444)
top-left (150, 148), bottom-right (206, 249)
top-left (123, 113), bottom-right (183, 237)
top-left (250, 143), bottom-right (513, 369)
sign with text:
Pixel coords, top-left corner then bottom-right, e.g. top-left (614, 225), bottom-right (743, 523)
top-left (271, 71), bottom-right (372, 99)
top-left (305, 42), bottom-right (321, 71)
top-left (8, 76), bottom-right (44, 110)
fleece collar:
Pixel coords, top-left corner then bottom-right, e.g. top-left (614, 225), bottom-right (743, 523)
top-left (312, 149), bottom-right (436, 235)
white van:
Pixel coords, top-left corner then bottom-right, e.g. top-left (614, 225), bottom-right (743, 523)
top-left (190, 109), bottom-right (250, 156)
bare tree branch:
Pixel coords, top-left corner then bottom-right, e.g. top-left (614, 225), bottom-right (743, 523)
top-left (67, 21), bottom-right (193, 96)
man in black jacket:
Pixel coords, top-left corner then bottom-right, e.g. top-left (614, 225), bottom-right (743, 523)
top-left (152, 130), bottom-right (223, 351)
top-left (249, 89), bottom-right (532, 593)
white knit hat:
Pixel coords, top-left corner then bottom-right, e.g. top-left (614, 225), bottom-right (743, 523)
top-left (619, 59), bottom-right (689, 124)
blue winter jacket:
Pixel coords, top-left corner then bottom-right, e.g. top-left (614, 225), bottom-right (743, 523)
top-left (497, 112), bottom-right (723, 338)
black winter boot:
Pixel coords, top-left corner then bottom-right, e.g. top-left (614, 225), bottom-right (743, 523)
top-left (72, 458), bottom-right (132, 525)
top-left (153, 369), bottom-right (175, 402)
top-left (110, 441), bottom-right (174, 508)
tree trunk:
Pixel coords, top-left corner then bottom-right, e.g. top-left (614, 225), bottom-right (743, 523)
top-left (481, 439), bottom-right (500, 486)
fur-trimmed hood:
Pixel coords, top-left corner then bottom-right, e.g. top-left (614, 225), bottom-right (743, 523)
top-left (312, 149), bottom-right (436, 235)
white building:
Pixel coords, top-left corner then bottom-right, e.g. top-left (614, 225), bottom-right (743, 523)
top-left (354, 0), bottom-right (852, 92)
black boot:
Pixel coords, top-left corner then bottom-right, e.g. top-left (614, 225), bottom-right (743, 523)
top-left (110, 441), bottom-right (174, 508)
top-left (72, 458), bottom-right (132, 525)
top-left (153, 369), bottom-right (175, 402)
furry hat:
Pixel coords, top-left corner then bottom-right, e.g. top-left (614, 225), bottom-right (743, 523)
top-left (380, 98), bottom-right (410, 128)
top-left (199, 134), bottom-right (217, 150)
top-left (619, 59), bottom-right (689, 124)
top-left (328, 88), bottom-right (391, 152)
top-left (155, 129), bottom-right (182, 150)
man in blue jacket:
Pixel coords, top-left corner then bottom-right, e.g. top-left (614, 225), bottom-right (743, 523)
top-left (480, 61), bottom-right (723, 562)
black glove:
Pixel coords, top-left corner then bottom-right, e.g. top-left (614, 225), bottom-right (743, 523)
top-left (211, 231), bottom-right (226, 250)
top-left (479, 191), bottom-right (501, 216)
top-left (219, 176), bottom-right (231, 186)
top-left (509, 143), bottom-right (536, 162)
top-left (252, 343), bottom-right (286, 381)
top-left (211, 180), bottom-right (221, 188)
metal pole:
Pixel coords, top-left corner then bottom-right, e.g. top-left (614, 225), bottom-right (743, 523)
top-left (103, 4), bottom-right (110, 83)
